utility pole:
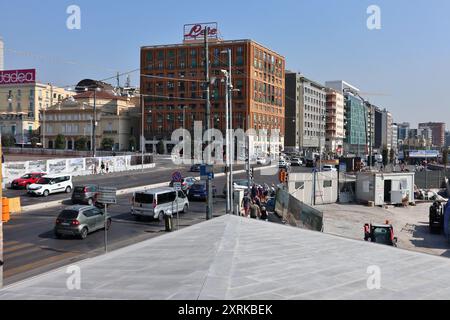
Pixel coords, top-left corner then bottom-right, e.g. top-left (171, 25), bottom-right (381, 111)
top-left (92, 88), bottom-right (97, 158)
top-left (224, 70), bottom-right (230, 214)
top-left (204, 28), bottom-right (213, 221)
top-left (141, 94), bottom-right (145, 172)
top-left (227, 48), bottom-right (235, 214)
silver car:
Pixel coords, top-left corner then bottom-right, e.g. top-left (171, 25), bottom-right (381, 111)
top-left (54, 205), bottom-right (111, 239)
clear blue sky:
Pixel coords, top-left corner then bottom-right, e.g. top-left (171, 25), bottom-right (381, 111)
top-left (1, 0), bottom-right (449, 128)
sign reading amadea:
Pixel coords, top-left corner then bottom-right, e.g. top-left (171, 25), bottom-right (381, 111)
top-left (0, 69), bottom-right (36, 86)
top-left (184, 22), bottom-right (218, 41)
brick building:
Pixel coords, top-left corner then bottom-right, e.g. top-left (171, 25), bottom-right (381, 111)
top-left (140, 39), bottom-right (285, 154)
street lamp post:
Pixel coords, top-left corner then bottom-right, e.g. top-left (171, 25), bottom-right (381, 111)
top-left (140, 94), bottom-right (145, 172)
top-left (221, 69), bottom-right (231, 214)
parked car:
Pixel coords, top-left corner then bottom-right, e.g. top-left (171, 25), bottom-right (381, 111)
top-left (72, 185), bottom-right (99, 206)
top-left (27, 174), bottom-right (73, 197)
top-left (169, 177), bottom-right (197, 193)
top-left (290, 158), bottom-right (303, 166)
top-left (54, 205), bottom-right (111, 239)
top-left (10, 172), bottom-right (47, 189)
top-left (190, 164), bottom-right (201, 172)
top-left (131, 187), bottom-right (189, 221)
top-left (188, 182), bottom-right (217, 201)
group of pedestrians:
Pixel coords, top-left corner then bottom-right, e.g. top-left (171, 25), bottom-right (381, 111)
top-left (241, 183), bottom-right (276, 221)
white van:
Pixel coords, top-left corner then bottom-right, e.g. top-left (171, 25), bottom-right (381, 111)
top-left (131, 187), bottom-right (189, 221)
top-left (27, 174), bottom-right (73, 197)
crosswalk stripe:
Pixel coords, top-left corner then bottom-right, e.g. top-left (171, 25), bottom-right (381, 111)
top-left (3, 242), bottom-right (35, 254)
top-left (5, 245), bottom-right (43, 259)
top-left (4, 251), bottom-right (78, 279)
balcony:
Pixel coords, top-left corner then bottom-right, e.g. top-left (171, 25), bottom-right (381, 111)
top-left (103, 130), bottom-right (118, 135)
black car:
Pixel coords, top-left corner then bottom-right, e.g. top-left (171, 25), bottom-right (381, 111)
top-left (190, 164), bottom-right (201, 172)
top-left (71, 185), bottom-right (99, 206)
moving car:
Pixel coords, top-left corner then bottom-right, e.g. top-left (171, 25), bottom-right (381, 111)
top-left (278, 160), bottom-right (290, 169)
top-left (290, 158), bottom-right (303, 166)
top-left (27, 174), bottom-right (73, 197)
top-left (190, 164), bottom-right (201, 172)
top-left (364, 223), bottom-right (398, 247)
top-left (256, 157), bottom-right (270, 165)
top-left (169, 177), bottom-right (197, 193)
top-left (10, 172), bottom-right (47, 189)
top-left (223, 179), bottom-right (253, 196)
top-left (322, 164), bottom-right (337, 172)
top-left (54, 205), bottom-right (111, 239)
top-left (188, 182), bottom-right (217, 201)
top-left (131, 187), bottom-right (189, 221)
top-left (72, 185), bottom-right (99, 206)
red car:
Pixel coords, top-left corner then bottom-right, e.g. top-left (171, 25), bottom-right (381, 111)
top-left (11, 173), bottom-right (47, 189)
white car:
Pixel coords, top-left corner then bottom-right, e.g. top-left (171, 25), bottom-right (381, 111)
top-left (256, 157), bottom-right (269, 165)
top-left (131, 187), bottom-right (189, 221)
top-left (27, 174), bottom-right (73, 197)
top-left (291, 158), bottom-right (303, 166)
top-left (322, 165), bottom-right (337, 172)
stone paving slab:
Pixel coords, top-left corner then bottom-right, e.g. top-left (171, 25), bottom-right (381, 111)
top-left (2, 215), bottom-right (450, 300)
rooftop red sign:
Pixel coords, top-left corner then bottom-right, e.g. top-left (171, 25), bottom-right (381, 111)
top-left (0, 69), bottom-right (36, 86)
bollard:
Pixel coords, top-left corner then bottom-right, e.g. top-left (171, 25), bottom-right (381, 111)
top-left (165, 214), bottom-right (173, 232)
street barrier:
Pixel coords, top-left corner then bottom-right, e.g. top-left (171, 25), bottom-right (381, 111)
top-left (8, 198), bottom-right (21, 214)
top-left (2, 155), bottom-right (156, 185)
top-left (2, 198), bottom-right (10, 223)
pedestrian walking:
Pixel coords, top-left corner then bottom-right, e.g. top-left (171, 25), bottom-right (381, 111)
top-left (100, 161), bottom-right (106, 175)
top-left (249, 202), bottom-right (260, 219)
top-left (242, 195), bottom-right (252, 217)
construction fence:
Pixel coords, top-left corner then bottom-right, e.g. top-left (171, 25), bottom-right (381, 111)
top-left (2, 155), bottom-right (155, 185)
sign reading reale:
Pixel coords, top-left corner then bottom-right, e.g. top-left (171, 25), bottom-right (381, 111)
top-left (184, 23), bottom-right (218, 41)
top-left (0, 69), bottom-right (36, 86)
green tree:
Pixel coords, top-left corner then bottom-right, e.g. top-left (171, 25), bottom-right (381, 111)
top-left (75, 137), bottom-right (88, 151)
top-left (101, 138), bottom-right (114, 151)
top-left (1, 134), bottom-right (16, 147)
top-left (382, 148), bottom-right (389, 167)
top-left (157, 140), bottom-right (165, 154)
top-left (129, 136), bottom-right (137, 151)
top-left (55, 134), bottom-right (65, 150)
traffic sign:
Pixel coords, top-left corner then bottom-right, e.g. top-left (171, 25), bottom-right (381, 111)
top-left (172, 171), bottom-right (183, 182)
top-left (173, 182), bottom-right (182, 191)
top-left (97, 187), bottom-right (117, 205)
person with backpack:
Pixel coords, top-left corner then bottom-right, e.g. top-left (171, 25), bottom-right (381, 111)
top-left (100, 161), bottom-right (106, 175)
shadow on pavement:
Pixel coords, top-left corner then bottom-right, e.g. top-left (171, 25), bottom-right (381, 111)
top-left (410, 223), bottom-right (450, 257)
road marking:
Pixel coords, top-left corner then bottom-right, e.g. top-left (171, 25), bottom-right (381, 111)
top-left (3, 242), bottom-right (35, 254)
top-left (4, 251), bottom-right (79, 279)
top-left (5, 245), bottom-right (44, 259)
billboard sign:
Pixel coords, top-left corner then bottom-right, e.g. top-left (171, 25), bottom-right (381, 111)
top-left (184, 23), bottom-right (218, 41)
top-left (0, 69), bottom-right (36, 86)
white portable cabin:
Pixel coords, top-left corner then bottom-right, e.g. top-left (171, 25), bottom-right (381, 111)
top-left (355, 172), bottom-right (415, 206)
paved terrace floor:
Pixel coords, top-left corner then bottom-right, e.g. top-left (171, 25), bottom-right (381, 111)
top-left (2, 215), bottom-right (450, 300)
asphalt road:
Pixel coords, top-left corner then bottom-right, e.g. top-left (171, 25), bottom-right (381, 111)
top-left (4, 157), bottom-right (268, 207)
top-left (2, 166), bottom-right (281, 285)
